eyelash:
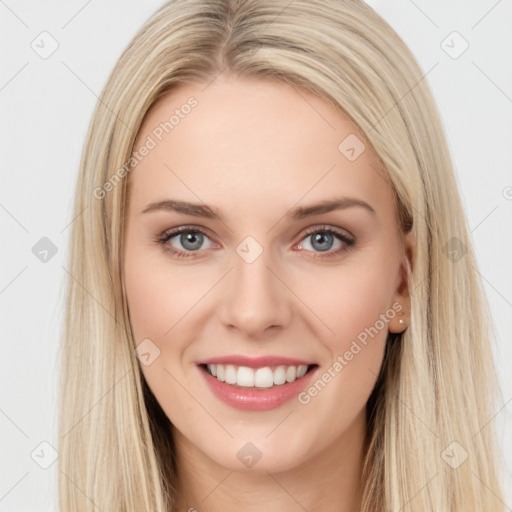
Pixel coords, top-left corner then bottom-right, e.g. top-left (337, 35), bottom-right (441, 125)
top-left (155, 224), bottom-right (356, 259)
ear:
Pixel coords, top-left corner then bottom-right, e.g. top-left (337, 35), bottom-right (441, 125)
top-left (388, 230), bottom-right (414, 333)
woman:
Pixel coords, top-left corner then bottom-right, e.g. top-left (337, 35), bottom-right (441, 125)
top-left (58, 0), bottom-right (505, 510)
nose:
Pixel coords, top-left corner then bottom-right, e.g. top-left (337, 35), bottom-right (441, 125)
top-left (217, 248), bottom-right (293, 338)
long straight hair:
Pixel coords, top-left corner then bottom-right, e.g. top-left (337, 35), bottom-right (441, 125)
top-left (58, 1), bottom-right (505, 510)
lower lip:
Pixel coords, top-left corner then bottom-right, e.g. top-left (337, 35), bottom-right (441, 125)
top-left (198, 365), bottom-right (318, 411)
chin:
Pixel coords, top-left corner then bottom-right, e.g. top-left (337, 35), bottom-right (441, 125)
top-left (201, 435), bottom-right (312, 474)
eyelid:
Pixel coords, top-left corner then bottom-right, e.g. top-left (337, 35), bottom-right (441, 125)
top-left (158, 224), bottom-right (216, 240)
top-left (296, 224), bottom-right (354, 243)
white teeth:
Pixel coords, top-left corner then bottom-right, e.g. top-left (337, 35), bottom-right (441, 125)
top-left (224, 364), bottom-right (237, 384)
top-left (205, 363), bottom-right (311, 388)
top-left (254, 367), bottom-right (274, 388)
top-left (297, 364), bottom-right (308, 378)
top-left (237, 366), bottom-right (254, 387)
top-left (273, 365), bottom-right (286, 385)
top-left (285, 366), bottom-right (296, 382)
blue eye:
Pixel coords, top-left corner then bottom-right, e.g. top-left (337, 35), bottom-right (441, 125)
top-left (172, 231), bottom-right (205, 251)
top-left (156, 225), bottom-right (355, 259)
top-left (157, 227), bottom-right (216, 258)
top-left (297, 226), bottom-right (355, 258)
top-left (303, 231), bottom-right (338, 252)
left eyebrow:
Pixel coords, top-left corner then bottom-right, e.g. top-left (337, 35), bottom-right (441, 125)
top-left (288, 197), bottom-right (376, 219)
top-left (140, 196), bottom-right (376, 221)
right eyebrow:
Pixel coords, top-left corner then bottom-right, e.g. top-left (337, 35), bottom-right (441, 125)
top-left (141, 200), bottom-right (218, 218)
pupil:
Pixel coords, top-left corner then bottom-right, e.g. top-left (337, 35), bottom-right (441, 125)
top-left (312, 232), bottom-right (333, 252)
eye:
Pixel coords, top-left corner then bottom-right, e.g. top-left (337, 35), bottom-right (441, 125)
top-left (156, 226), bottom-right (218, 258)
top-left (296, 225), bottom-right (356, 258)
top-left (155, 224), bottom-right (356, 259)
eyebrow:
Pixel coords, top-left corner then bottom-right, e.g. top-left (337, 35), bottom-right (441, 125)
top-left (141, 197), bottom-right (376, 220)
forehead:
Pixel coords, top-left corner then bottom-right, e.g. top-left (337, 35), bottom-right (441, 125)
top-left (129, 74), bottom-right (394, 221)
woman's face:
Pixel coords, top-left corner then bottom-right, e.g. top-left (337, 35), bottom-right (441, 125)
top-left (123, 74), bottom-right (413, 473)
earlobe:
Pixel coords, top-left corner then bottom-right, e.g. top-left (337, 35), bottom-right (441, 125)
top-left (389, 306), bottom-right (409, 333)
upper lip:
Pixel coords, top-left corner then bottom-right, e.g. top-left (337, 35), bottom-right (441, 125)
top-left (196, 355), bottom-right (316, 369)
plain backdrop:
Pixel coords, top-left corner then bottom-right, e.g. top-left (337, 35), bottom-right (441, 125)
top-left (1, 1), bottom-right (511, 510)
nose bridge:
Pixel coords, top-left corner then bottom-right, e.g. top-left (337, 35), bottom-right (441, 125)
top-left (218, 241), bottom-right (291, 335)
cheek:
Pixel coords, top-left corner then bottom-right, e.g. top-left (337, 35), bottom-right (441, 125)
top-left (294, 258), bottom-right (395, 348)
top-left (124, 244), bottom-right (209, 342)
top-left (123, 245), bottom-right (203, 417)
top-left (294, 266), bottom-right (391, 421)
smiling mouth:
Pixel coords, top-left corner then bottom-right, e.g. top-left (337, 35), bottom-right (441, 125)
top-left (199, 363), bottom-right (318, 389)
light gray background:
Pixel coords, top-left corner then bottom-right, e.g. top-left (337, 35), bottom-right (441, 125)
top-left (1, 1), bottom-right (511, 510)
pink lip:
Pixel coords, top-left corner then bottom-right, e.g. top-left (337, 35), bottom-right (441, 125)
top-left (196, 355), bottom-right (315, 369)
top-left (197, 363), bottom-right (319, 412)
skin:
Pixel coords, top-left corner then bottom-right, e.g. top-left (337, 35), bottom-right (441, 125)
top-left (123, 73), bottom-right (414, 512)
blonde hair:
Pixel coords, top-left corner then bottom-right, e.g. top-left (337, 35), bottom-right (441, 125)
top-left (58, 0), bottom-right (505, 510)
